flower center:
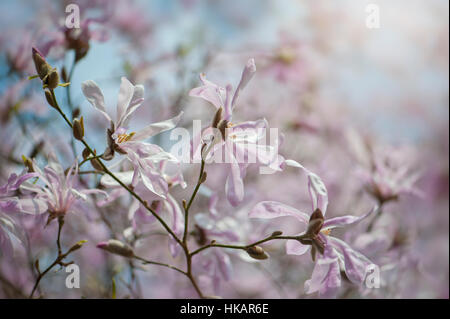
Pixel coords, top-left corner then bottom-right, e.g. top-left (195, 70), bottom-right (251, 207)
top-left (320, 228), bottom-right (332, 236)
top-left (116, 132), bottom-right (135, 143)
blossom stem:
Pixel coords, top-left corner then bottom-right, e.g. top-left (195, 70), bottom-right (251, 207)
top-left (133, 255), bottom-right (186, 276)
top-left (29, 219), bottom-right (71, 299)
top-left (190, 235), bottom-right (301, 257)
top-left (183, 156), bottom-right (206, 244)
top-left (56, 216), bottom-right (64, 255)
top-left (77, 170), bottom-right (105, 175)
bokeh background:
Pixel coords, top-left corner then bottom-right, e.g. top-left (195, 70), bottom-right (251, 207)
top-left (0, 0), bottom-right (448, 298)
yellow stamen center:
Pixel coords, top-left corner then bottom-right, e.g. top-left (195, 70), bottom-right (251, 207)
top-left (321, 228), bottom-right (332, 236)
top-left (116, 132), bottom-right (135, 143)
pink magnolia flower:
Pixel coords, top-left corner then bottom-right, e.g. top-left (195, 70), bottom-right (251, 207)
top-left (346, 131), bottom-right (422, 205)
top-left (20, 153), bottom-right (106, 224)
top-left (250, 160), bottom-right (377, 298)
top-left (82, 77), bottom-right (182, 196)
top-left (189, 59), bottom-right (281, 206)
top-left (38, 5), bottom-right (110, 61)
top-left (0, 171), bottom-right (46, 257)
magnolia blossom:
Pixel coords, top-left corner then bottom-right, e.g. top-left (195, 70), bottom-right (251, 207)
top-left (190, 59), bottom-right (281, 206)
top-left (0, 172), bottom-right (47, 257)
top-left (20, 153), bottom-right (105, 223)
top-left (346, 130), bottom-right (422, 204)
top-left (82, 77), bottom-right (182, 196)
top-left (38, 7), bottom-right (109, 61)
top-left (250, 160), bottom-right (377, 297)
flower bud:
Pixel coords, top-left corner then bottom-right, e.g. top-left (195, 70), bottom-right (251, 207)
top-left (47, 69), bottom-right (60, 89)
top-left (91, 158), bottom-right (103, 171)
top-left (90, 150), bottom-right (104, 171)
top-left (68, 240), bottom-right (88, 253)
top-left (44, 90), bottom-right (57, 109)
top-left (32, 47), bottom-right (50, 80)
top-left (82, 147), bottom-right (91, 160)
top-left (97, 239), bottom-right (134, 258)
top-left (246, 246), bottom-right (269, 260)
top-left (73, 117), bottom-right (84, 140)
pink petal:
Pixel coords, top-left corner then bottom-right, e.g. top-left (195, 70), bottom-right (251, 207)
top-left (249, 201), bottom-right (309, 225)
top-left (81, 80), bottom-right (111, 123)
top-left (286, 239), bottom-right (310, 255)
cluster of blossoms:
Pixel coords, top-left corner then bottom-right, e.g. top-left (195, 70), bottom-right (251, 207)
top-left (0, 0), bottom-right (447, 299)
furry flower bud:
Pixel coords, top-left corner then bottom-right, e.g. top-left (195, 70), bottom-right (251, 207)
top-left (246, 246), bottom-right (269, 260)
top-left (72, 117), bottom-right (84, 141)
top-left (47, 69), bottom-right (60, 89)
top-left (44, 90), bottom-right (57, 109)
top-left (97, 239), bottom-right (134, 258)
top-left (32, 47), bottom-right (51, 80)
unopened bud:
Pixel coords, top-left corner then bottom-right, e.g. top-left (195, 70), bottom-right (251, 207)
top-left (73, 117), bottom-right (84, 140)
top-left (90, 150), bottom-right (104, 171)
top-left (97, 239), bottom-right (134, 258)
top-left (91, 158), bottom-right (103, 171)
top-left (246, 246), bottom-right (269, 260)
top-left (32, 47), bottom-right (50, 80)
top-left (82, 148), bottom-right (91, 160)
top-left (44, 90), bottom-right (57, 109)
top-left (68, 240), bottom-right (88, 253)
top-left (47, 69), bottom-right (60, 89)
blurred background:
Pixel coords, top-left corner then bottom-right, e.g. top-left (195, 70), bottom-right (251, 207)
top-left (0, 0), bottom-right (448, 298)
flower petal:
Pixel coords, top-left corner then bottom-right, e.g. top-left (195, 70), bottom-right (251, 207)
top-left (323, 205), bottom-right (378, 229)
top-left (286, 239), bottom-right (310, 255)
top-left (329, 236), bottom-right (373, 285)
top-left (81, 80), bottom-right (111, 122)
top-left (189, 73), bottom-right (225, 109)
top-left (231, 58), bottom-right (256, 108)
top-left (285, 159), bottom-right (328, 215)
top-left (249, 201), bottom-right (309, 225)
top-left (116, 77), bottom-right (135, 127)
top-left (131, 112), bottom-right (183, 141)
top-left (225, 152), bottom-right (245, 207)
